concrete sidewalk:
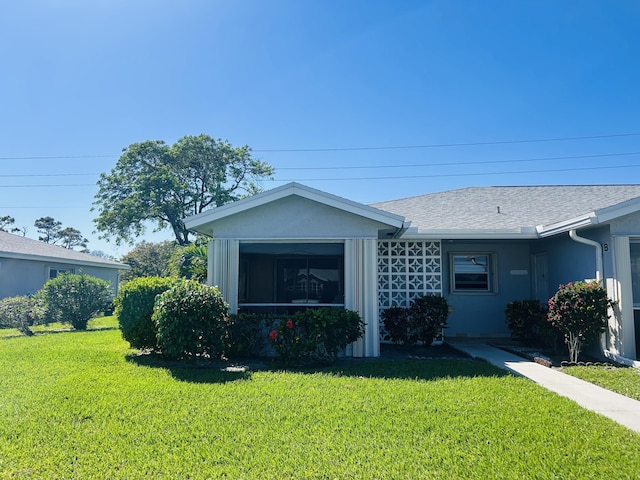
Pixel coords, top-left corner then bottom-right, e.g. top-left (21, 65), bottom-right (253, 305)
top-left (448, 341), bottom-right (640, 434)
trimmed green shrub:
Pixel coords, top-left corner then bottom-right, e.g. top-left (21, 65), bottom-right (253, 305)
top-left (114, 276), bottom-right (177, 349)
top-left (269, 308), bottom-right (364, 365)
top-left (0, 295), bottom-right (46, 336)
top-left (153, 280), bottom-right (230, 360)
top-left (381, 295), bottom-right (450, 346)
top-left (381, 306), bottom-right (411, 344)
top-left (41, 273), bottom-right (113, 330)
top-left (409, 295), bottom-right (450, 345)
top-left (505, 299), bottom-right (549, 345)
top-left (548, 281), bottom-right (613, 363)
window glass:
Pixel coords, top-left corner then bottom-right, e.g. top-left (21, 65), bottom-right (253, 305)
top-left (452, 254), bottom-right (490, 291)
top-left (238, 243), bottom-right (345, 311)
top-left (49, 267), bottom-right (73, 279)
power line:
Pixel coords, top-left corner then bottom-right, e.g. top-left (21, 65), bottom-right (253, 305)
top-left (254, 133), bottom-right (640, 153)
top-left (0, 173), bottom-right (99, 178)
top-left (0, 155), bottom-right (116, 160)
top-left (273, 163), bottom-right (640, 182)
top-left (0, 184), bottom-right (96, 188)
top-left (2, 162), bottom-right (640, 188)
top-left (0, 132), bottom-right (639, 160)
top-left (1, 150), bottom-right (640, 177)
top-left (277, 151), bottom-right (640, 170)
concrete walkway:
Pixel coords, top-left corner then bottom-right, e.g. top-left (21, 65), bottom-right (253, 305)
top-left (448, 341), bottom-right (640, 434)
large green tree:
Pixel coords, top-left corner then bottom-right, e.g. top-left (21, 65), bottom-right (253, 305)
top-left (93, 135), bottom-right (274, 245)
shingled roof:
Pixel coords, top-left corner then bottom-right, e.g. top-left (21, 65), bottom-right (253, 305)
top-left (371, 185), bottom-right (640, 236)
top-left (0, 231), bottom-right (127, 269)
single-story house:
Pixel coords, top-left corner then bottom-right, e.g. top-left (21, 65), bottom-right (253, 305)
top-left (184, 182), bottom-right (640, 365)
top-left (0, 231), bottom-right (129, 299)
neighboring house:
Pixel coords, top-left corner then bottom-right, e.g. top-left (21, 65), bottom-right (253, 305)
top-left (0, 231), bottom-right (129, 299)
top-left (184, 182), bottom-right (640, 364)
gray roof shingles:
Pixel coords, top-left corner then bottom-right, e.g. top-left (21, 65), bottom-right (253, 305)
top-left (371, 185), bottom-right (640, 232)
top-left (0, 231), bottom-right (126, 268)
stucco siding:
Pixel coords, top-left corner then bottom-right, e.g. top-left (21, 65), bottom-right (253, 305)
top-left (531, 228), bottom-right (610, 292)
top-left (208, 195), bottom-right (391, 239)
top-left (441, 241), bottom-right (532, 337)
top-left (609, 210), bottom-right (640, 236)
top-left (0, 257), bottom-right (120, 299)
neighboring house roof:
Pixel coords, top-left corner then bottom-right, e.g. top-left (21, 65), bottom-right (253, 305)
top-left (0, 231), bottom-right (128, 270)
top-left (371, 185), bottom-right (640, 239)
top-left (185, 182), bottom-right (408, 235)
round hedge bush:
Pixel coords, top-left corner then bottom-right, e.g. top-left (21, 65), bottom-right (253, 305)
top-left (114, 276), bottom-right (178, 349)
top-left (41, 272), bottom-right (113, 330)
top-left (153, 280), bottom-right (230, 360)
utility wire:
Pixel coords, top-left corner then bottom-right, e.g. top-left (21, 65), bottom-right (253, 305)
top-left (0, 132), bottom-right (639, 159)
top-left (1, 151), bottom-right (640, 177)
top-left (273, 163), bottom-right (640, 182)
top-left (254, 133), bottom-right (640, 153)
top-left (277, 151), bottom-right (640, 170)
top-left (2, 162), bottom-right (640, 187)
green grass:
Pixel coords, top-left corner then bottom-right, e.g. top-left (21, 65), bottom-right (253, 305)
top-left (1, 327), bottom-right (639, 479)
top-left (0, 314), bottom-right (118, 338)
top-left (564, 364), bottom-right (640, 401)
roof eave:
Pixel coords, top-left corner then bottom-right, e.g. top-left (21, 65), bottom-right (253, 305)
top-left (0, 251), bottom-right (130, 270)
top-left (537, 214), bottom-right (596, 238)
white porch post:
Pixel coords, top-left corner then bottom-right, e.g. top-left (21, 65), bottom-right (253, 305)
top-left (608, 236), bottom-right (636, 359)
top-left (208, 239), bottom-right (239, 314)
top-left (345, 238), bottom-right (379, 357)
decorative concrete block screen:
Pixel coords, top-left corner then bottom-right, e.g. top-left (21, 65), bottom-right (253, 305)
top-left (377, 240), bottom-right (442, 341)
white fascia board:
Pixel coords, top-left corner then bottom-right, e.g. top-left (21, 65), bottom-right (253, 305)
top-left (593, 197), bottom-right (640, 223)
top-left (535, 198), bottom-right (640, 238)
top-left (184, 182), bottom-right (406, 230)
top-left (536, 214), bottom-right (596, 238)
top-left (0, 251), bottom-right (130, 270)
top-left (399, 227), bottom-right (539, 240)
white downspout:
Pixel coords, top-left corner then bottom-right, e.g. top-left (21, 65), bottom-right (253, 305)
top-left (569, 229), bottom-right (602, 282)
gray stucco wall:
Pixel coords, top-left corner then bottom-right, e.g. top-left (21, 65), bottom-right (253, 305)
top-left (209, 195), bottom-right (392, 239)
top-left (0, 257), bottom-right (120, 299)
top-left (609, 210), bottom-right (640, 236)
top-left (530, 226), bottom-right (611, 293)
top-left (441, 240), bottom-right (532, 337)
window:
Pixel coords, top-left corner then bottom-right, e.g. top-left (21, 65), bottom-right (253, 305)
top-left (48, 267), bottom-right (74, 279)
top-left (238, 243), bottom-right (344, 314)
top-left (276, 256), bottom-right (343, 304)
top-left (451, 254), bottom-right (492, 292)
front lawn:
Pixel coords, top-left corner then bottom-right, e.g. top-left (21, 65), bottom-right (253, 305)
top-left (1, 326), bottom-right (639, 479)
top-left (564, 364), bottom-right (640, 401)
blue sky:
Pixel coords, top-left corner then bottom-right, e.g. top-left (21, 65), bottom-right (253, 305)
top-left (1, 0), bottom-right (639, 257)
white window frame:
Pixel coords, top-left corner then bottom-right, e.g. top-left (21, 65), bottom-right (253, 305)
top-left (449, 253), bottom-right (496, 294)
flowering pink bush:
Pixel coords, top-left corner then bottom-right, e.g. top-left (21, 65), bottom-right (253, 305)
top-left (547, 281), bottom-right (613, 363)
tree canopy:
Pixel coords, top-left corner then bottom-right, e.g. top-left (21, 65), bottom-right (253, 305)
top-left (34, 216), bottom-right (89, 250)
top-left (0, 215), bottom-right (15, 232)
top-left (119, 241), bottom-right (176, 284)
top-left (93, 134), bottom-right (274, 245)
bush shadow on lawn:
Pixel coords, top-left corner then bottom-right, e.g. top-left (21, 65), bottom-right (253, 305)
top-left (126, 352), bottom-right (253, 384)
top-left (125, 343), bottom-right (508, 384)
